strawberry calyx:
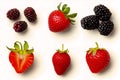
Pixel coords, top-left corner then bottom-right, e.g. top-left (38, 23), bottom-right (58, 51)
top-left (57, 2), bottom-right (77, 24)
top-left (7, 41), bottom-right (34, 54)
top-left (57, 44), bottom-right (69, 53)
top-left (88, 42), bottom-right (104, 55)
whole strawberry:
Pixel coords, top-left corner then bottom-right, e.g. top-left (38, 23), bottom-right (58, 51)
top-left (48, 3), bottom-right (77, 32)
top-left (7, 41), bottom-right (34, 73)
top-left (52, 44), bottom-right (71, 75)
top-left (86, 42), bottom-right (110, 73)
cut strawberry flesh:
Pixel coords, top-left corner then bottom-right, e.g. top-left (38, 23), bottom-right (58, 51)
top-left (9, 51), bottom-right (34, 73)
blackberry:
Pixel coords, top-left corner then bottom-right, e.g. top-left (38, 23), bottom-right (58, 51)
top-left (7, 8), bottom-right (20, 20)
top-left (81, 15), bottom-right (99, 30)
top-left (94, 4), bottom-right (112, 21)
top-left (98, 21), bottom-right (114, 36)
top-left (24, 7), bottom-right (37, 22)
top-left (13, 21), bottom-right (27, 32)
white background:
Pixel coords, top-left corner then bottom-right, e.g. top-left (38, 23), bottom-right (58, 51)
top-left (0, 0), bottom-right (120, 80)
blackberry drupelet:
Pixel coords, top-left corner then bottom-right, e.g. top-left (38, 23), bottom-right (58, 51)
top-left (24, 7), bottom-right (37, 22)
top-left (7, 8), bottom-right (20, 20)
top-left (81, 15), bottom-right (99, 30)
top-left (98, 21), bottom-right (114, 36)
top-left (94, 4), bottom-right (112, 21)
top-left (13, 21), bottom-right (27, 32)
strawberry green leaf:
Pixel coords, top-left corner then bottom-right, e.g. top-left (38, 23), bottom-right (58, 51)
top-left (56, 3), bottom-right (77, 25)
top-left (27, 48), bottom-right (34, 54)
top-left (88, 42), bottom-right (101, 56)
top-left (69, 19), bottom-right (75, 25)
top-left (15, 41), bottom-right (23, 50)
top-left (24, 41), bottom-right (29, 50)
top-left (68, 13), bottom-right (77, 18)
top-left (7, 41), bottom-right (34, 54)
top-left (7, 46), bottom-right (17, 52)
top-left (70, 19), bottom-right (75, 22)
top-left (63, 7), bottom-right (70, 14)
top-left (14, 42), bottom-right (20, 50)
top-left (57, 2), bottom-right (62, 11)
top-left (62, 4), bottom-right (67, 11)
top-left (65, 49), bottom-right (69, 53)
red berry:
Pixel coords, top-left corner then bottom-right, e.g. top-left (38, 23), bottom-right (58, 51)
top-left (7, 41), bottom-right (34, 73)
top-left (24, 7), bottom-right (37, 22)
top-left (48, 3), bottom-right (77, 32)
top-left (7, 8), bottom-right (20, 20)
top-left (86, 42), bottom-right (110, 73)
top-left (52, 44), bottom-right (71, 75)
top-left (49, 10), bottom-right (70, 32)
top-left (13, 21), bottom-right (27, 32)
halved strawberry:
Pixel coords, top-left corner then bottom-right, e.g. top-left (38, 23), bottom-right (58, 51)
top-left (7, 41), bottom-right (34, 73)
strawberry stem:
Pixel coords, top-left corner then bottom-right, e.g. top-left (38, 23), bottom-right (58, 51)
top-left (95, 42), bottom-right (99, 48)
top-left (88, 42), bottom-right (99, 55)
top-left (57, 44), bottom-right (69, 53)
top-left (62, 44), bottom-right (64, 52)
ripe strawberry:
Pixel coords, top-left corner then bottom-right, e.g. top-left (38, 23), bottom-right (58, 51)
top-left (7, 41), bottom-right (34, 73)
top-left (86, 42), bottom-right (110, 73)
top-left (48, 3), bottom-right (77, 32)
top-left (52, 44), bottom-right (71, 75)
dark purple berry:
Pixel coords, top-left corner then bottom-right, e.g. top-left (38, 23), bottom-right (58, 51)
top-left (24, 7), bottom-right (37, 22)
top-left (7, 8), bottom-right (20, 20)
top-left (94, 4), bottom-right (112, 21)
top-left (13, 21), bottom-right (27, 32)
top-left (98, 21), bottom-right (114, 36)
top-left (81, 15), bottom-right (99, 30)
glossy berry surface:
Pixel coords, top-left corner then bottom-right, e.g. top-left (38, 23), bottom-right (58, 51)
top-left (81, 15), bottom-right (99, 30)
top-left (94, 4), bottom-right (112, 21)
top-left (98, 21), bottom-right (114, 36)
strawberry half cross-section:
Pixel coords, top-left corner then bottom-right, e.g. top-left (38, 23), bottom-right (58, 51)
top-left (7, 41), bottom-right (34, 73)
